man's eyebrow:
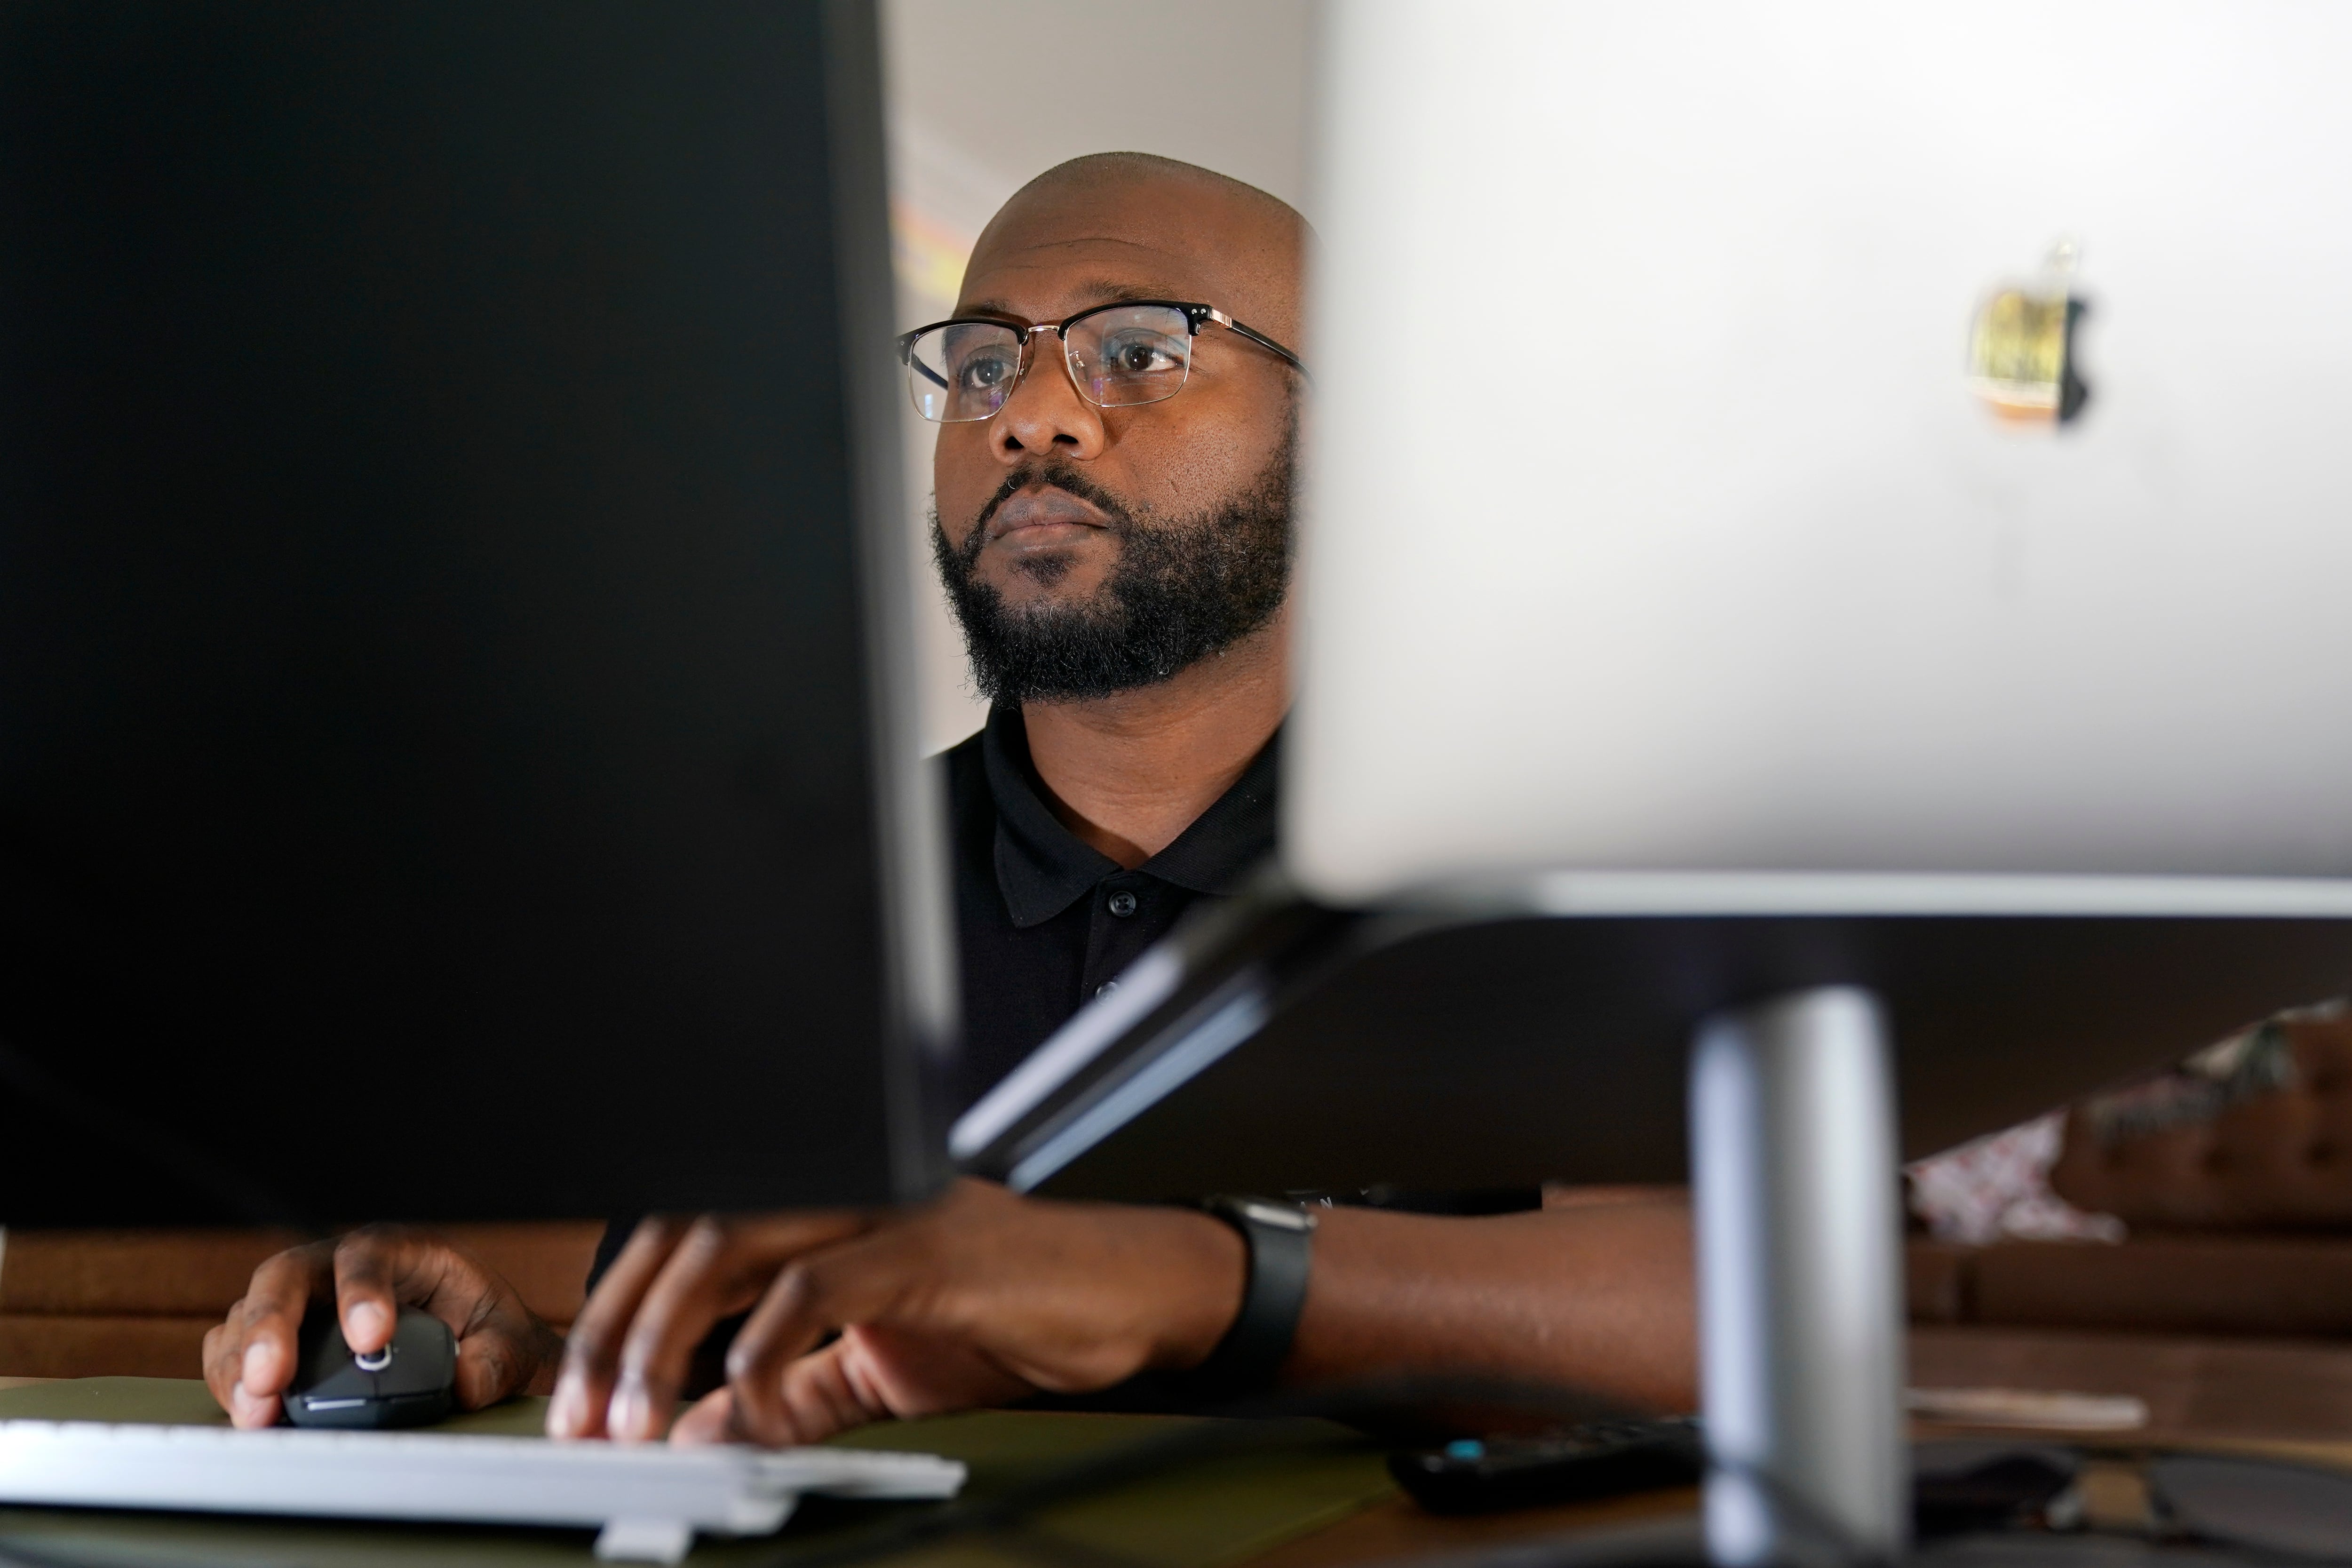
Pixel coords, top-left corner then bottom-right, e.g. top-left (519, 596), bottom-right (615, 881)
top-left (958, 281), bottom-right (1193, 320)
top-left (1070, 279), bottom-right (1189, 306)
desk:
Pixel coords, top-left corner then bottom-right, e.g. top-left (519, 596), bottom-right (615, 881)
top-left (5, 1329), bottom-right (2351, 1568)
top-left (1910, 1323), bottom-right (2352, 1480)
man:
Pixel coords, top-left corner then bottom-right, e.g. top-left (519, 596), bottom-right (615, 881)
top-left (204, 153), bottom-right (1697, 1446)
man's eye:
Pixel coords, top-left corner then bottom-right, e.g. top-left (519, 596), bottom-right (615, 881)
top-left (956, 353), bottom-right (1016, 390)
top-left (1098, 334), bottom-right (1182, 376)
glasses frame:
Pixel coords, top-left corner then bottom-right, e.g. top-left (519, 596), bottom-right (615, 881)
top-left (895, 299), bottom-right (1308, 422)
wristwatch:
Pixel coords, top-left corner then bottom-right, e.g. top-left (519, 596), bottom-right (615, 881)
top-left (1191, 1195), bottom-right (1319, 1399)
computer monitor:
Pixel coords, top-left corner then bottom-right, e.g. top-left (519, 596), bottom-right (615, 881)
top-left (1292, 3), bottom-right (2352, 906)
top-left (0, 0), bottom-right (956, 1228)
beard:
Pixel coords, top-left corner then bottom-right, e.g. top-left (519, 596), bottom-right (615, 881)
top-left (930, 420), bottom-right (1295, 705)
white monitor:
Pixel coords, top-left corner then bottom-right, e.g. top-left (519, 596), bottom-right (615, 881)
top-left (1289, 1), bottom-right (2352, 914)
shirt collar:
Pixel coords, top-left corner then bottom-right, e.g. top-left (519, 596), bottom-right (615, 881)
top-left (983, 703), bottom-right (1280, 930)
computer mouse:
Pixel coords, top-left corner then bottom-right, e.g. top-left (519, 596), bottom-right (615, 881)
top-left (282, 1300), bottom-right (457, 1429)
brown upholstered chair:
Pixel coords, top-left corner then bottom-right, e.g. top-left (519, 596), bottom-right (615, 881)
top-left (2048, 1008), bottom-right (2352, 1231)
top-left (1910, 1008), bottom-right (2352, 1339)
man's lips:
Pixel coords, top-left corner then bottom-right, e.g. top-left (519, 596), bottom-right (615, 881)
top-left (985, 485), bottom-right (1110, 546)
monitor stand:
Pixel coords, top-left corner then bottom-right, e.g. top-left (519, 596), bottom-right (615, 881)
top-left (1692, 986), bottom-right (1908, 1566)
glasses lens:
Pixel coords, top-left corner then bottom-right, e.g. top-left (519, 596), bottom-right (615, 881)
top-left (1063, 305), bottom-right (1192, 408)
top-left (907, 322), bottom-right (1022, 422)
top-left (1912, 1443), bottom-right (2078, 1539)
top-left (2151, 1455), bottom-right (2352, 1558)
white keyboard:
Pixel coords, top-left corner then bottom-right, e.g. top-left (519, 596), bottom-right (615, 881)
top-left (0, 1419), bottom-right (966, 1564)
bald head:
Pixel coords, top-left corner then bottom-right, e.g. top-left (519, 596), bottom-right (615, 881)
top-left (961, 152), bottom-right (1311, 350)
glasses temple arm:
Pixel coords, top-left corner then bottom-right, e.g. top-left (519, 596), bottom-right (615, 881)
top-left (1221, 318), bottom-right (1311, 380)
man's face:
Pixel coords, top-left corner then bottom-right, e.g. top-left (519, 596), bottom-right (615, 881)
top-left (930, 172), bottom-right (1304, 704)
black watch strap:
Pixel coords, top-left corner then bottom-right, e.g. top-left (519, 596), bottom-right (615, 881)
top-left (1191, 1195), bottom-right (1318, 1400)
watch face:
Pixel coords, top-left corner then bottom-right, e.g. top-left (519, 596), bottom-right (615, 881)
top-left (1235, 1198), bottom-right (1317, 1232)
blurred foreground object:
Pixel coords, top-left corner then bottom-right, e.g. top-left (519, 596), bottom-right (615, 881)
top-left (0, 0), bottom-right (950, 1228)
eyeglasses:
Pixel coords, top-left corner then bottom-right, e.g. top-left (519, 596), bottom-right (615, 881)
top-left (896, 300), bottom-right (1307, 424)
top-left (1915, 1441), bottom-right (2352, 1559)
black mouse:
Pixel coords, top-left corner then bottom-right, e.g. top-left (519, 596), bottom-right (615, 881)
top-left (282, 1300), bottom-right (457, 1429)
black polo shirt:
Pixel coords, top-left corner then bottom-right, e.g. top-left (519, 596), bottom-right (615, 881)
top-left (945, 702), bottom-right (1279, 1109)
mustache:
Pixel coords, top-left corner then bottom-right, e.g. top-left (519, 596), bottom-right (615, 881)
top-left (964, 460), bottom-right (1140, 557)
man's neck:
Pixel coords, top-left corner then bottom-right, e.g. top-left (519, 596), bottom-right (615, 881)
top-left (1020, 611), bottom-right (1288, 869)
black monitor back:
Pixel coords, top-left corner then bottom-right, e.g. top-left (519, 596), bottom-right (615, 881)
top-left (0, 1), bottom-right (953, 1226)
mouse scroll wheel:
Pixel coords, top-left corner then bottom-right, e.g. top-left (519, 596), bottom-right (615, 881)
top-left (354, 1345), bottom-right (394, 1372)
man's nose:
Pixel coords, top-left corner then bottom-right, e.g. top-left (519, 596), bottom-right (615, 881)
top-left (991, 335), bottom-right (1106, 462)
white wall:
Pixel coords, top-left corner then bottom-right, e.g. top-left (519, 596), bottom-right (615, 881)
top-left (878, 0), bottom-right (1313, 753)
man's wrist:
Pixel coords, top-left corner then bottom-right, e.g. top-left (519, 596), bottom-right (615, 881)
top-left (1148, 1208), bottom-right (1250, 1372)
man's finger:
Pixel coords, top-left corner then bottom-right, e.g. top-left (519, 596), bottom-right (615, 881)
top-left (682, 1340), bottom-right (882, 1447)
top-left (451, 1321), bottom-right (538, 1411)
top-left (609, 1211), bottom-right (869, 1443)
top-left (206, 1245), bottom-right (332, 1428)
top-left (722, 1225), bottom-right (930, 1446)
top-left (329, 1230), bottom-right (413, 1356)
top-left (201, 1308), bottom-right (239, 1411)
top-left (767, 1338), bottom-right (891, 1446)
top-left (549, 1215), bottom-right (692, 1439)
top-left (200, 1314), bottom-right (242, 1419)
top-left (667, 1385), bottom-right (736, 1447)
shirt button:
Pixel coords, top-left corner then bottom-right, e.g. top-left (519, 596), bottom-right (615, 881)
top-left (1106, 890), bottom-right (1139, 918)
top-left (1096, 979), bottom-right (1120, 998)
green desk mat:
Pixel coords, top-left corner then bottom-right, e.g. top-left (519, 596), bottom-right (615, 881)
top-left (0, 1379), bottom-right (1398, 1568)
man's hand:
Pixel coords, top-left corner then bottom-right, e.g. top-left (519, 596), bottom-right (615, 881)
top-left (547, 1179), bottom-right (1246, 1448)
top-left (203, 1225), bottom-right (566, 1428)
